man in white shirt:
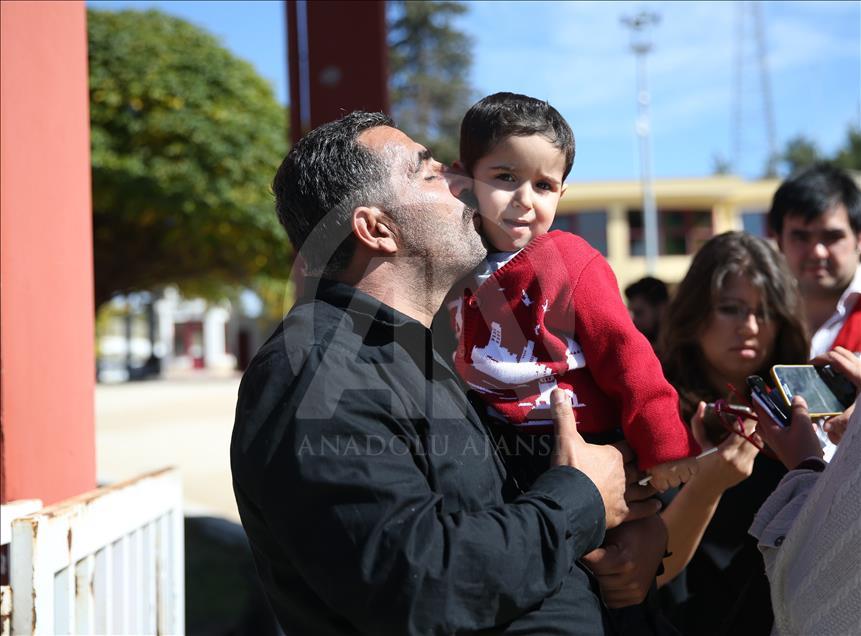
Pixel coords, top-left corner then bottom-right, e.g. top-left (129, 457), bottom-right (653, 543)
top-left (768, 163), bottom-right (861, 358)
top-left (768, 163), bottom-right (861, 457)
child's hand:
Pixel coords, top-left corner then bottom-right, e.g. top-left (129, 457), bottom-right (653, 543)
top-left (646, 456), bottom-right (698, 492)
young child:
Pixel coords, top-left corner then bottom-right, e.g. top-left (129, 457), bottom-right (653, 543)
top-left (450, 92), bottom-right (699, 489)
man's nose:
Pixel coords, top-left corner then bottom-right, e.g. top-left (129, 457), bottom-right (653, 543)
top-left (812, 241), bottom-right (829, 259)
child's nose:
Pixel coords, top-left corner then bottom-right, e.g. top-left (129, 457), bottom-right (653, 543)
top-left (513, 184), bottom-right (533, 211)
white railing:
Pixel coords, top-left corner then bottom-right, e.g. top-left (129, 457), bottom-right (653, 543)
top-left (5, 467), bottom-right (184, 635)
top-left (1, 499), bottom-right (43, 636)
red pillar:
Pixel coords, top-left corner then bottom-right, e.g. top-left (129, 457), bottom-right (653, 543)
top-left (286, 0), bottom-right (389, 145)
top-left (0, 0), bottom-right (96, 505)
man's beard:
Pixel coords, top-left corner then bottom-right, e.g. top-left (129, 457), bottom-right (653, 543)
top-left (390, 201), bottom-right (486, 286)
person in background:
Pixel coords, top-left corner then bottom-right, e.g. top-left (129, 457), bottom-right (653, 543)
top-left (750, 345), bottom-right (861, 636)
top-left (624, 276), bottom-right (669, 349)
top-left (655, 232), bottom-right (810, 635)
top-left (769, 163), bottom-right (861, 358)
top-left (769, 164), bottom-right (861, 454)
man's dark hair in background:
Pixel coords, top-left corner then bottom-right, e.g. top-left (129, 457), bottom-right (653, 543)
top-left (624, 276), bottom-right (669, 346)
top-left (768, 162), bottom-right (861, 236)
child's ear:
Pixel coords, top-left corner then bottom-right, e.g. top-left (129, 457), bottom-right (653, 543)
top-left (560, 183), bottom-right (569, 197)
top-left (452, 159), bottom-right (466, 174)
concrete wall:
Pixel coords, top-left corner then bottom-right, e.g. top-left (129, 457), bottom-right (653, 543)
top-left (1, 1), bottom-right (96, 504)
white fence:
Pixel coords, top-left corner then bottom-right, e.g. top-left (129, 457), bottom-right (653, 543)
top-left (1, 468), bottom-right (183, 635)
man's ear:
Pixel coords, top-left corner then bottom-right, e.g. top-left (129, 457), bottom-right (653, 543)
top-left (352, 206), bottom-right (399, 255)
top-left (451, 159), bottom-right (467, 175)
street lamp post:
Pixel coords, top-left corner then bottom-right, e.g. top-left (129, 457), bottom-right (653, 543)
top-left (622, 11), bottom-right (660, 275)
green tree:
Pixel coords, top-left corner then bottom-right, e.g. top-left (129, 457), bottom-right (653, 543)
top-left (834, 126), bottom-right (861, 170)
top-left (388, 1), bottom-right (473, 165)
top-left (777, 126), bottom-right (861, 176)
top-left (88, 9), bottom-right (290, 308)
top-left (780, 135), bottom-right (821, 175)
top-left (711, 153), bottom-right (732, 175)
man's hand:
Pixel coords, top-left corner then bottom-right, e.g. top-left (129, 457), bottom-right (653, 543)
top-left (824, 403), bottom-right (853, 444)
top-left (550, 389), bottom-right (659, 529)
top-left (582, 514), bottom-right (668, 608)
top-left (819, 347), bottom-right (861, 444)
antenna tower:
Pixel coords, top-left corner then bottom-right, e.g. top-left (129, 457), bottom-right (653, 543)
top-left (732, 1), bottom-right (778, 176)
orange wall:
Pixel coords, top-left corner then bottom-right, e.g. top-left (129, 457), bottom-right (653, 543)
top-left (0, 1), bottom-right (96, 504)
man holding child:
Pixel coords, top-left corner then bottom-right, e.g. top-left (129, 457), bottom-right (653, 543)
top-left (231, 104), bottom-right (670, 634)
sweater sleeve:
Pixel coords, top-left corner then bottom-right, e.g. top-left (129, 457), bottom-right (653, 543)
top-left (568, 254), bottom-right (699, 469)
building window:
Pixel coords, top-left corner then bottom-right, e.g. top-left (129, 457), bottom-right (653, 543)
top-left (551, 210), bottom-right (608, 256)
top-left (741, 210), bottom-right (768, 237)
top-left (627, 209), bottom-right (713, 256)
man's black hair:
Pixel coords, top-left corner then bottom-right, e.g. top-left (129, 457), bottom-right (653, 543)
top-left (624, 276), bottom-right (669, 306)
top-left (272, 111), bottom-right (395, 275)
top-left (768, 162), bottom-right (861, 235)
top-left (459, 92), bottom-right (575, 180)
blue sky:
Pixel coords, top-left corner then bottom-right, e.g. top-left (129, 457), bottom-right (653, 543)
top-left (89, 0), bottom-right (859, 182)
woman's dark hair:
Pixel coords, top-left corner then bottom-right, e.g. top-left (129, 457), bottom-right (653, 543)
top-left (459, 92), bottom-right (575, 179)
top-left (660, 231), bottom-right (810, 421)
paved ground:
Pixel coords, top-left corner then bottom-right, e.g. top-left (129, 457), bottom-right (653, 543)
top-left (95, 372), bottom-right (243, 521)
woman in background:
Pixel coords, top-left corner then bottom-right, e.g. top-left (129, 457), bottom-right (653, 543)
top-left (656, 231), bottom-right (809, 635)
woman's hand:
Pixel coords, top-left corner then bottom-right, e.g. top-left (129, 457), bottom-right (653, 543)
top-left (656, 402), bottom-right (759, 586)
top-left (691, 401), bottom-right (759, 494)
top-left (754, 395), bottom-right (823, 469)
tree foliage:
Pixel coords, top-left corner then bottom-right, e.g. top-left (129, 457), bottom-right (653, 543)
top-left (834, 127), bottom-right (861, 171)
top-left (88, 9), bottom-right (290, 308)
top-left (388, 1), bottom-right (474, 165)
top-left (779, 126), bottom-right (861, 176)
top-left (781, 135), bottom-right (822, 175)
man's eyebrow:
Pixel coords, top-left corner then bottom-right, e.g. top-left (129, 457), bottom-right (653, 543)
top-left (411, 149), bottom-right (433, 175)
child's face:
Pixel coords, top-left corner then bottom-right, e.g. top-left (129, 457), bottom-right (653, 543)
top-left (471, 134), bottom-right (567, 252)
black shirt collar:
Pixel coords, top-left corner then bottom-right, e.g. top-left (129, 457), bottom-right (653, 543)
top-left (301, 277), bottom-right (429, 340)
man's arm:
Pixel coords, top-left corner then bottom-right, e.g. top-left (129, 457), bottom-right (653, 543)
top-left (237, 354), bottom-right (610, 635)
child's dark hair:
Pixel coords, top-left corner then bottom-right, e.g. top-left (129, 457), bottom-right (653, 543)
top-left (459, 92), bottom-right (575, 179)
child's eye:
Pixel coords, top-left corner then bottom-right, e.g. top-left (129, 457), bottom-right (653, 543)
top-left (494, 173), bottom-right (515, 183)
top-left (536, 181), bottom-right (554, 191)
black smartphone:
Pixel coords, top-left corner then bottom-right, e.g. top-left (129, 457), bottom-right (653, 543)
top-left (747, 375), bottom-right (791, 427)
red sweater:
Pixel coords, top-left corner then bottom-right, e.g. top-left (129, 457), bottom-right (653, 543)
top-left (452, 231), bottom-right (698, 470)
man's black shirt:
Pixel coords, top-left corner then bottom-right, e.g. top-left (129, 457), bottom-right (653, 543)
top-left (231, 279), bottom-right (608, 635)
